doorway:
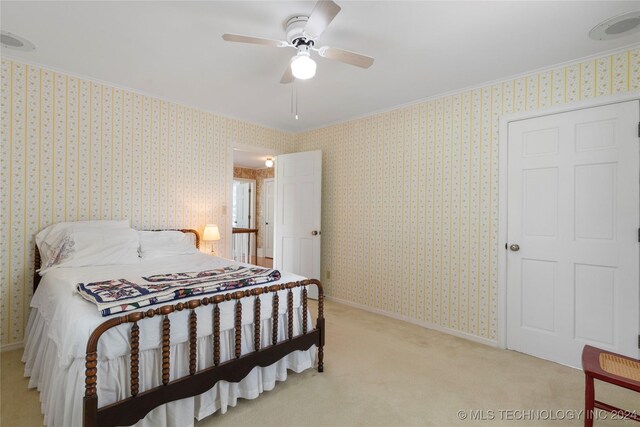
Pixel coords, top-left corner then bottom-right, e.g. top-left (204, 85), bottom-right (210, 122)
top-left (232, 148), bottom-right (276, 268)
top-left (263, 178), bottom-right (275, 259)
top-left (503, 100), bottom-right (639, 368)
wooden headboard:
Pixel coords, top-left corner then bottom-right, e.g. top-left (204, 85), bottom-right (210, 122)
top-left (33, 228), bottom-right (201, 293)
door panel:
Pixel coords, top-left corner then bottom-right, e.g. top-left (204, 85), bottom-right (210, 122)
top-left (523, 128), bottom-right (559, 156)
top-left (521, 259), bottom-right (557, 333)
top-left (507, 101), bottom-right (639, 368)
top-left (574, 163), bottom-right (615, 240)
top-left (574, 264), bottom-right (615, 345)
top-left (523, 168), bottom-right (558, 237)
top-left (575, 119), bottom-right (616, 151)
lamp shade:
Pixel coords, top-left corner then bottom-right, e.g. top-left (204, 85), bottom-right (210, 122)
top-left (290, 52), bottom-right (316, 80)
top-left (203, 224), bottom-right (221, 241)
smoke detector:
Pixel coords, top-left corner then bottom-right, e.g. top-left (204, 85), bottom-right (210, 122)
top-left (589, 11), bottom-right (640, 40)
top-left (1, 31), bottom-right (35, 51)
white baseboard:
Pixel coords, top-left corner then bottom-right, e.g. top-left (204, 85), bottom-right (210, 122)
top-left (325, 296), bottom-right (498, 348)
top-left (1, 341), bottom-right (24, 352)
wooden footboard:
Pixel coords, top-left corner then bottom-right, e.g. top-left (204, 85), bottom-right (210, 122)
top-left (82, 279), bottom-right (324, 427)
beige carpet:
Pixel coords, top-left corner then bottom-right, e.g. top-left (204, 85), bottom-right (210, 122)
top-left (2, 300), bottom-right (638, 426)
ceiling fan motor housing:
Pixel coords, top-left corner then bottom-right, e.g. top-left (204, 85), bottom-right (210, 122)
top-left (285, 15), bottom-right (314, 46)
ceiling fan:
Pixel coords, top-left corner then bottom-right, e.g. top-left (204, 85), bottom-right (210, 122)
top-left (222, 0), bottom-right (374, 83)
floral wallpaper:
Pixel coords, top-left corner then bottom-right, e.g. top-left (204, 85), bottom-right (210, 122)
top-left (0, 59), bottom-right (293, 347)
top-left (295, 47), bottom-right (640, 342)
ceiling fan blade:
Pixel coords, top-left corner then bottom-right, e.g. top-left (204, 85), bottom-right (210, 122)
top-left (222, 33), bottom-right (288, 48)
top-left (303, 0), bottom-right (341, 40)
top-left (280, 66), bottom-right (294, 84)
top-left (317, 46), bottom-right (374, 68)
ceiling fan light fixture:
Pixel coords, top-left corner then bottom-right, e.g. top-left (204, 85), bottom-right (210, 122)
top-left (290, 51), bottom-right (316, 80)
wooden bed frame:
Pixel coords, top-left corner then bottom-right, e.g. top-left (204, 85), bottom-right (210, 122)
top-left (33, 229), bottom-right (325, 427)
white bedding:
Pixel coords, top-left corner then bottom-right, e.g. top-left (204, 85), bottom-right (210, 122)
top-left (23, 252), bottom-right (316, 427)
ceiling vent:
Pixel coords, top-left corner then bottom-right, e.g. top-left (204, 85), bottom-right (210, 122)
top-left (1, 31), bottom-right (35, 51)
top-left (589, 11), bottom-right (640, 40)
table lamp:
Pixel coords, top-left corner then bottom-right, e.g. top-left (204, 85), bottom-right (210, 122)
top-left (203, 224), bottom-right (221, 255)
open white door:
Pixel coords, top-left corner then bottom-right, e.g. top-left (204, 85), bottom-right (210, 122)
top-left (274, 150), bottom-right (322, 298)
top-left (506, 101), bottom-right (639, 368)
top-left (232, 180), bottom-right (253, 228)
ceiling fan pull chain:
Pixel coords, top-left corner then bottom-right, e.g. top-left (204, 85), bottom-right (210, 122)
top-left (295, 86), bottom-right (299, 120)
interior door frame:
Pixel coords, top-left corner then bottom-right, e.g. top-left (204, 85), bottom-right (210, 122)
top-left (228, 144), bottom-right (283, 259)
top-left (263, 177), bottom-right (275, 258)
top-left (497, 92), bottom-right (640, 350)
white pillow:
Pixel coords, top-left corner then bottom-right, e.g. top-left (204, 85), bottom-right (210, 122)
top-left (39, 227), bottom-right (140, 274)
top-left (36, 220), bottom-right (130, 268)
top-left (138, 230), bottom-right (198, 260)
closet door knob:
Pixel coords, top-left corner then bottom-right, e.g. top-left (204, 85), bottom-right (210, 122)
top-left (509, 244), bottom-right (520, 252)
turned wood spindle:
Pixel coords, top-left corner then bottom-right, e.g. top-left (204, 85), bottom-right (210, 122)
top-left (287, 288), bottom-right (293, 340)
top-left (318, 287), bottom-right (324, 373)
top-left (302, 287), bottom-right (308, 335)
top-left (162, 316), bottom-right (170, 385)
top-left (85, 351), bottom-right (98, 397)
top-left (234, 300), bottom-right (242, 359)
top-left (189, 310), bottom-right (197, 376)
top-left (272, 292), bottom-right (279, 345)
top-left (213, 304), bottom-right (220, 366)
top-left (130, 322), bottom-right (140, 396)
top-left (254, 296), bottom-right (261, 352)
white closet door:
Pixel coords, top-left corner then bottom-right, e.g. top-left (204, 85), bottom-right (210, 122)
top-left (507, 101), bottom-right (639, 368)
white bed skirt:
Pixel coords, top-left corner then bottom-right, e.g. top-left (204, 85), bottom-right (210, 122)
top-left (23, 307), bottom-right (316, 427)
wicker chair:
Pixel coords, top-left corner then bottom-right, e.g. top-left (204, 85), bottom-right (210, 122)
top-left (582, 345), bottom-right (640, 426)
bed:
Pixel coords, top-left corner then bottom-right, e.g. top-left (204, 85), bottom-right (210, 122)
top-left (23, 227), bottom-right (325, 427)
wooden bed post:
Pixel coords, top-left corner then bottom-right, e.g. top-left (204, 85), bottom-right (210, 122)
top-left (254, 292), bottom-right (262, 351)
top-left (287, 285), bottom-right (294, 340)
top-left (234, 297), bottom-right (243, 358)
top-left (83, 316), bottom-right (126, 427)
top-left (213, 302), bottom-right (221, 366)
top-left (83, 351), bottom-right (98, 427)
top-left (317, 280), bottom-right (325, 373)
top-left (130, 322), bottom-right (140, 396)
top-left (272, 288), bottom-right (279, 345)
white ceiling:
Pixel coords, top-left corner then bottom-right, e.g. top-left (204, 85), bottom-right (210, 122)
top-left (233, 149), bottom-right (274, 169)
top-left (2, 1), bottom-right (640, 132)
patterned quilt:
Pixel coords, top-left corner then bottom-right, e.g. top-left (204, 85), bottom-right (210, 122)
top-left (76, 265), bottom-right (281, 316)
